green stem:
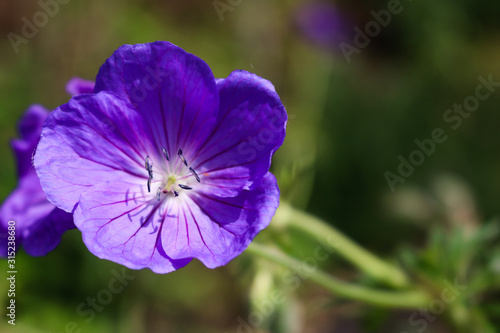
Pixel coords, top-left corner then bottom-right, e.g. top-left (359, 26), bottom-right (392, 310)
top-left (272, 203), bottom-right (410, 288)
top-left (246, 242), bottom-right (429, 308)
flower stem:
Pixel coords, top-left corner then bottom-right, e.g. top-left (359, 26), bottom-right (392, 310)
top-left (271, 203), bottom-right (410, 288)
top-left (246, 242), bottom-right (429, 308)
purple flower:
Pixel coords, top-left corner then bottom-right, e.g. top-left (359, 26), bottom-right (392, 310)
top-left (34, 42), bottom-right (287, 273)
top-left (0, 78), bottom-right (94, 257)
top-left (66, 77), bottom-right (96, 96)
top-left (0, 106), bottom-right (73, 256)
top-left (295, 2), bottom-right (350, 52)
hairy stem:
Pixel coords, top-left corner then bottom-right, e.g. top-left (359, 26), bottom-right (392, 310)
top-left (271, 203), bottom-right (410, 288)
top-left (246, 242), bottom-right (429, 308)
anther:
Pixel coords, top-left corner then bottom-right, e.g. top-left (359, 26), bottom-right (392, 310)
top-left (156, 187), bottom-right (162, 201)
top-left (174, 191), bottom-right (179, 197)
top-left (147, 177), bottom-right (152, 193)
top-left (178, 184), bottom-right (192, 190)
top-left (178, 149), bottom-right (188, 166)
top-left (148, 162), bottom-right (153, 179)
top-left (162, 147), bottom-right (169, 161)
top-left (145, 156), bottom-right (153, 179)
top-left (189, 167), bottom-right (201, 182)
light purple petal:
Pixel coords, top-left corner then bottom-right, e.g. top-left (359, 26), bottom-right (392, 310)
top-left (0, 172), bottom-right (53, 228)
top-left (0, 172), bottom-right (52, 256)
top-left (171, 172), bottom-right (280, 268)
top-left (75, 181), bottom-right (191, 273)
top-left (35, 92), bottom-right (157, 212)
top-left (94, 41), bottom-right (219, 158)
top-left (191, 70), bottom-right (287, 193)
top-left (65, 77), bottom-right (95, 96)
top-left (76, 172), bottom-right (278, 272)
top-left (0, 171), bottom-right (74, 257)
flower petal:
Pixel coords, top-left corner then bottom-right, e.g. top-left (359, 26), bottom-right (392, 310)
top-left (65, 77), bottom-right (96, 96)
top-left (165, 172), bottom-right (280, 268)
top-left (0, 171), bottom-right (74, 257)
top-left (76, 173), bottom-right (278, 271)
top-left (35, 92), bottom-right (157, 212)
top-left (0, 172), bottom-right (51, 256)
top-left (76, 181), bottom-right (191, 273)
top-left (22, 207), bottom-right (74, 256)
top-left (94, 41), bottom-right (219, 158)
top-left (0, 172), bottom-right (54, 232)
top-left (11, 105), bottom-right (49, 178)
top-left (191, 70), bottom-right (287, 193)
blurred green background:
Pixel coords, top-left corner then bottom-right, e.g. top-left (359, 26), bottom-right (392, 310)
top-left (1, 0), bottom-right (499, 332)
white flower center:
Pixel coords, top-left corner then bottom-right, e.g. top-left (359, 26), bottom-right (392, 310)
top-left (144, 147), bottom-right (200, 201)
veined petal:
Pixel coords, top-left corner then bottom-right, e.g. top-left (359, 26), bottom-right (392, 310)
top-left (94, 41), bottom-right (219, 158)
top-left (76, 181), bottom-right (191, 273)
top-left (165, 172), bottom-right (280, 268)
top-left (191, 70), bottom-right (287, 193)
top-left (35, 92), bottom-right (157, 212)
top-left (194, 166), bottom-right (251, 198)
top-left (76, 173), bottom-right (278, 272)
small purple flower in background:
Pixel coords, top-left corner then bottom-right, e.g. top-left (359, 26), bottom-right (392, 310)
top-left (0, 78), bottom-right (95, 257)
top-left (295, 1), bottom-right (350, 52)
top-left (35, 41), bottom-right (287, 273)
top-left (0, 107), bottom-right (71, 256)
top-left (66, 77), bottom-right (96, 96)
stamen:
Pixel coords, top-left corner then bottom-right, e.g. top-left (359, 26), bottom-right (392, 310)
top-left (145, 156), bottom-right (154, 179)
top-left (145, 148), bottom-right (200, 199)
top-left (148, 162), bottom-right (153, 179)
top-left (189, 167), bottom-right (201, 182)
top-left (162, 147), bottom-right (169, 161)
top-left (178, 149), bottom-right (188, 166)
